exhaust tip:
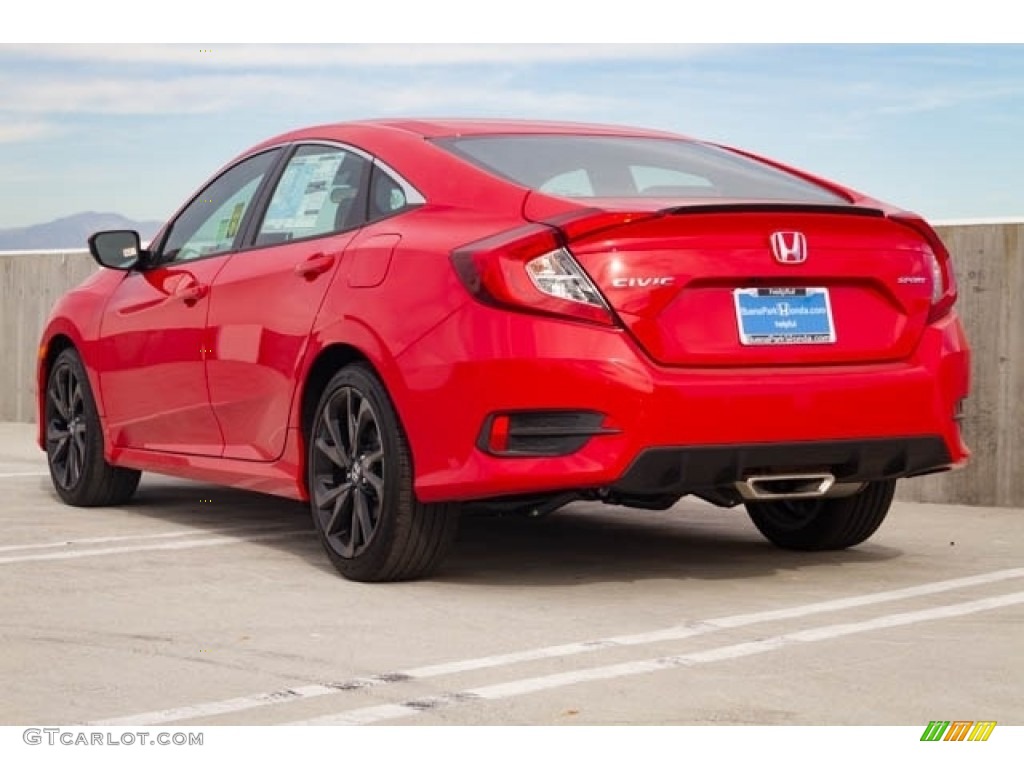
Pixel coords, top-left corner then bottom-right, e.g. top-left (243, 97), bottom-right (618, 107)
top-left (738, 473), bottom-right (836, 501)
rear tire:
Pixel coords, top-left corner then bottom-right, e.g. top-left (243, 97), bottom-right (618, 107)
top-left (44, 348), bottom-right (141, 507)
top-left (307, 364), bottom-right (460, 582)
top-left (744, 479), bottom-right (896, 550)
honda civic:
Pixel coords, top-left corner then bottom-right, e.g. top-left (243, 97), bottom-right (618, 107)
top-left (37, 118), bottom-right (970, 581)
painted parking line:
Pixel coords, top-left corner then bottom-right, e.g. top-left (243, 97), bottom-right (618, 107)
top-left (0, 529), bottom-right (313, 565)
top-left (294, 590), bottom-right (1024, 725)
top-left (0, 471), bottom-right (49, 478)
top-left (91, 567), bottom-right (1024, 726)
top-left (0, 523), bottom-right (300, 553)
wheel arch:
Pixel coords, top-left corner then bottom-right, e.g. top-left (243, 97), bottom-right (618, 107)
top-left (36, 332), bottom-right (82, 450)
top-left (296, 341), bottom-right (417, 494)
top-left (299, 343), bottom-right (381, 448)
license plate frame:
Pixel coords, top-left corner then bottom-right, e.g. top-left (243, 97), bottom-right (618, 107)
top-left (733, 287), bottom-right (836, 346)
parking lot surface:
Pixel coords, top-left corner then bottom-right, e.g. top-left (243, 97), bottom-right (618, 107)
top-left (1, 422), bottom-right (1021, 726)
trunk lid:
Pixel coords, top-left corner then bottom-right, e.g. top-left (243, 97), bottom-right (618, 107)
top-left (545, 202), bottom-right (935, 366)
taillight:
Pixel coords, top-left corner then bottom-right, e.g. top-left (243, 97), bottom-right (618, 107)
top-left (525, 247), bottom-right (607, 307)
top-left (890, 213), bottom-right (957, 322)
top-left (451, 224), bottom-right (614, 326)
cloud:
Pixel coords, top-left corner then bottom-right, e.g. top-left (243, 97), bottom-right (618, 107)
top-left (0, 44), bottom-right (717, 70)
top-left (0, 44), bottom-right (719, 120)
top-left (0, 73), bottom-right (315, 115)
top-left (872, 83), bottom-right (1024, 116)
top-left (0, 120), bottom-right (62, 143)
top-left (0, 69), bottom-right (624, 119)
top-left (346, 83), bottom-right (618, 116)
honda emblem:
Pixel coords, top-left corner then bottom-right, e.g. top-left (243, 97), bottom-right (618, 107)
top-left (770, 232), bottom-right (808, 264)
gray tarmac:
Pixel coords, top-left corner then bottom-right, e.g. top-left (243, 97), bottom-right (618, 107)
top-left (0, 422), bottom-right (1020, 726)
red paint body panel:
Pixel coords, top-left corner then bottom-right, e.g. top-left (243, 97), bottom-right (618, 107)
top-left (394, 303), bottom-right (969, 502)
top-left (108, 428), bottom-right (306, 498)
top-left (567, 212), bottom-right (933, 366)
top-left (96, 260), bottom-right (226, 455)
top-left (206, 234), bottom-right (353, 460)
top-left (37, 119), bottom-right (970, 507)
top-left (35, 269), bottom-right (121, 449)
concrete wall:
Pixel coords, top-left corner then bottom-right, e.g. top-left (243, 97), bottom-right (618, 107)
top-left (1, 249), bottom-right (96, 422)
top-left (1, 223), bottom-right (1021, 507)
top-left (896, 223), bottom-right (1023, 508)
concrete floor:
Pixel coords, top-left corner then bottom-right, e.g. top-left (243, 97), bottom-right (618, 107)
top-left (1, 422), bottom-right (1021, 726)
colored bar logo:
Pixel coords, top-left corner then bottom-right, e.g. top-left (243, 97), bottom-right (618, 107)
top-left (920, 720), bottom-right (997, 741)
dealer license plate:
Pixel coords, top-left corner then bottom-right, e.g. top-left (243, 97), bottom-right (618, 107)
top-left (733, 287), bottom-right (836, 345)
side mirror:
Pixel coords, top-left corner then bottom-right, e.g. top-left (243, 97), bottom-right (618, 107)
top-left (88, 230), bottom-right (147, 271)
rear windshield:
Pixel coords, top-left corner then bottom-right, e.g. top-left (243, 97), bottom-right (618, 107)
top-left (435, 135), bottom-right (849, 204)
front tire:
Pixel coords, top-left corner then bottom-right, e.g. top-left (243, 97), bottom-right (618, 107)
top-left (745, 479), bottom-right (896, 551)
top-left (308, 364), bottom-right (459, 582)
top-left (45, 348), bottom-right (141, 506)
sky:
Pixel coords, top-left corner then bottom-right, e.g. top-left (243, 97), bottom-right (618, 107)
top-left (1, 38), bottom-right (1022, 228)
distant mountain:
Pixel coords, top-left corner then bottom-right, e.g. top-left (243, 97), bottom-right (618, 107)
top-left (0, 212), bottom-right (163, 251)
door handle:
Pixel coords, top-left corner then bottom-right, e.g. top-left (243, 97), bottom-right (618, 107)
top-left (175, 283), bottom-right (209, 306)
top-left (294, 252), bottom-right (336, 280)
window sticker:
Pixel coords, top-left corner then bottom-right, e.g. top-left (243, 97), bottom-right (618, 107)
top-left (264, 152), bottom-right (346, 234)
top-left (225, 202), bottom-right (246, 239)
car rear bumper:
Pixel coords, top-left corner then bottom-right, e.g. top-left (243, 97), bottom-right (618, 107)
top-left (613, 437), bottom-right (952, 497)
top-left (395, 305), bottom-right (970, 503)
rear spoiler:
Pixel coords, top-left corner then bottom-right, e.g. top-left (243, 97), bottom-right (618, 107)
top-left (539, 202), bottom-right (890, 243)
top-left (657, 202), bottom-right (886, 217)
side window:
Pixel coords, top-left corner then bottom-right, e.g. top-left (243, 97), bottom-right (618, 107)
top-left (161, 150), bottom-right (279, 262)
top-left (256, 145), bottom-right (371, 245)
top-left (539, 169), bottom-right (594, 197)
top-left (367, 164), bottom-right (421, 223)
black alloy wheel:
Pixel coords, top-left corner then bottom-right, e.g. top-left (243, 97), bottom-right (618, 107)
top-left (311, 385), bottom-right (386, 559)
top-left (307, 364), bottom-right (459, 582)
top-left (44, 348), bottom-right (141, 506)
top-left (46, 357), bottom-right (87, 492)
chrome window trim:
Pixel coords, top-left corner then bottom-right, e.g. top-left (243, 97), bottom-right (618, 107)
top-left (239, 139), bottom-right (427, 205)
top-left (371, 157), bottom-right (427, 205)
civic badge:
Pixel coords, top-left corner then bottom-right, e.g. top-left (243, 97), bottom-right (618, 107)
top-left (770, 231), bottom-right (808, 264)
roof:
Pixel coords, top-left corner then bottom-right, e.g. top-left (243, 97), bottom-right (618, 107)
top-left (245, 118), bottom-right (696, 161)
top-left (320, 117), bottom-right (689, 140)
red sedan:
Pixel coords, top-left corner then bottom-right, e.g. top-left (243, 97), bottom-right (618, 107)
top-left (37, 119), bottom-right (970, 581)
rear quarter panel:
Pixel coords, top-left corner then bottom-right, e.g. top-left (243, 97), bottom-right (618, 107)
top-left (293, 207), bottom-right (529, 476)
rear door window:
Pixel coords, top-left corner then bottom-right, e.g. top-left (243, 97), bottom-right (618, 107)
top-left (256, 145), bottom-right (371, 245)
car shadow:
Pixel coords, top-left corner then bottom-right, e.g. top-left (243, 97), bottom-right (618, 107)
top-left (34, 477), bottom-right (902, 587)
top-left (437, 500), bottom-right (902, 586)
top-left (33, 473), bottom-right (319, 552)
